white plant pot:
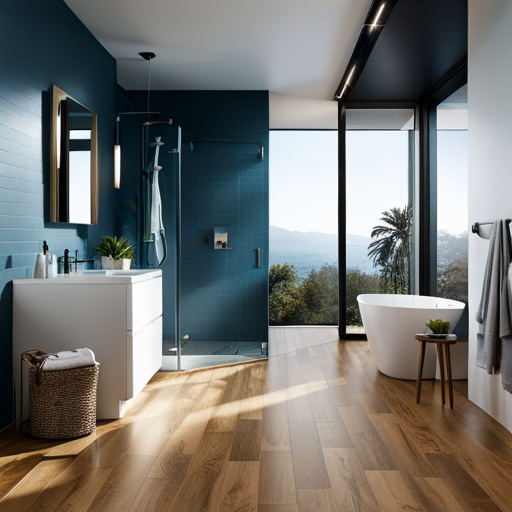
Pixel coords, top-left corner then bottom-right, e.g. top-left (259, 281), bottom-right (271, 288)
top-left (101, 256), bottom-right (114, 269)
top-left (114, 258), bottom-right (131, 270)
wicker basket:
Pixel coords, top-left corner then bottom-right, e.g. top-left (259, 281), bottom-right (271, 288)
top-left (24, 351), bottom-right (100, 440)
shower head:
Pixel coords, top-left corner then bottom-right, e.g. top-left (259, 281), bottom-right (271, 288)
top-left (150, 137), bottom-right (165, 148)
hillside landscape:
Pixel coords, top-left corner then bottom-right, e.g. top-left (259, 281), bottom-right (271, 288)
top-left (269, 225), bottom-right (376, 277)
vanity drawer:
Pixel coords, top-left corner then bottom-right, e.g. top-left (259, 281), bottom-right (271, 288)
top-left (128, 276), bottom-right (163, 333)
top-left (126, 315), bottom-right (162, 399)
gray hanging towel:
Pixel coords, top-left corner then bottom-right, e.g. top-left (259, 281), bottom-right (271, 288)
top-left (476, 220), bottom-right (512, 392)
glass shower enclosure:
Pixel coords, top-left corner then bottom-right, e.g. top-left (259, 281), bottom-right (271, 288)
top-left (138, 122), bottom-right (268, 372)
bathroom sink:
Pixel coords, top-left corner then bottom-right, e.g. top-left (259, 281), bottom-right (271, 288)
top-left (80, 269), bottom-right (162, 282)
top-left (15, 269), bottom-right (162, 285)
top-left (105, 270), bottom-right (154, 276)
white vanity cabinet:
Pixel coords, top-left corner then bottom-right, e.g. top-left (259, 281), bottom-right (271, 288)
top-left (13, 269), bottom-right (162, 422)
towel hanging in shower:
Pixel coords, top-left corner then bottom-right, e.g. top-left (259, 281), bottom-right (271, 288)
top-left (149, 136), bottom-right (167, 266)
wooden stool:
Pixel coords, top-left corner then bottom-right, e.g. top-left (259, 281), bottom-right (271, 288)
top-left (415, 334), bottom-right (457, 409)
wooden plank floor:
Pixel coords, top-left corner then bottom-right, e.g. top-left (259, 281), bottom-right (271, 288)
top-left (1, 327), bottom-right (512, 511)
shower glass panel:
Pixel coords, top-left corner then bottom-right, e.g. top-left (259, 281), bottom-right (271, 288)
top-left (345, 109), bottom-right (415, 335)
top-left (140, 123), bottom-right (180, 367)
top-left (155, 125), bottom-right (268, 372)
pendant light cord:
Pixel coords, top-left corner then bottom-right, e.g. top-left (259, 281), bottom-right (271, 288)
top-left (147, 58), bottom-right (152, 117)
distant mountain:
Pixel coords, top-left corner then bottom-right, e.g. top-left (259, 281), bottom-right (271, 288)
top-left (437, 230), bottom-right (468, 271)
top-left (269, 226), bottom-right (378, 278)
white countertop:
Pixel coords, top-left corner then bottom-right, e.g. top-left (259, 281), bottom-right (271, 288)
top-left (13, 269), bottom-right (162, 285)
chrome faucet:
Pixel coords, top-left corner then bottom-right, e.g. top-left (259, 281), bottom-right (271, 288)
top-left (73, 249), bottom-right (95, 273)
top-left (57, 249), bottom-right (95, 274)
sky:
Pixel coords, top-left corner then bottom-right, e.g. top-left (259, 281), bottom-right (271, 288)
top-left (437, 131), bottom-right (468, 235)
top-left (269, 131), bottom-right (338, 234)
top-left (269, 129), bottom-right (468, 238)
top-left (346, 131), bottom-right (409, 238)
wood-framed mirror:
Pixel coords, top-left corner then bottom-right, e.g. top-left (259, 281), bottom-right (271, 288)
top-left (50, 85), bottom-right (98, 224)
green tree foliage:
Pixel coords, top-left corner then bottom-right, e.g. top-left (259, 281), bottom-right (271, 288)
top-left (368, 205), bottom-right (412, 294)
top-left (268, 263), bottom-right (304, 324)
top-left (301, 264), bottom-right (339, 325)
top-left (269, 218), bottom-right (467, 328)
top-left (437, 230), bottom-right (468, 304)
top-left (437, 259), bottom-right (468, 304)
top-left (269, 263), bottom-right (382, 327)
top-left (345, 267), bottom-right (382, 326)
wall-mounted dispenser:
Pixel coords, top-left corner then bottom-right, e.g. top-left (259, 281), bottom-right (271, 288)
top-left (214, 228), bottom-right (231, 249)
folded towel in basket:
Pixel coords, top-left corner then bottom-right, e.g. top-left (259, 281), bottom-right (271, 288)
top-left (42, 348), bottom-right (96, 371)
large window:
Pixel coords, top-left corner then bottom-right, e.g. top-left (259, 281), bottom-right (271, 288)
top-left (436, 85), bottom-right (468, 336)
top-left (343, 110), bottom-right (415, 335)
top-left (338, 71), bottom-right (467, 340)
top-left (269, 130), bottom-right (338, 325)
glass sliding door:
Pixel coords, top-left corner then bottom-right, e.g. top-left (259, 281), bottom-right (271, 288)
top-left (269, 130), bottom-right (338, 326)
top-left (436, 84), bottom-right (468, 337)
top-left (343, 109), bottom-right (415, 336)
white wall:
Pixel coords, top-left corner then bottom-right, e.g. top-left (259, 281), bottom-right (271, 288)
top-left (468, 0), bottom-right (512, 431)
top-left (269, 93), bottom-right (338, 129)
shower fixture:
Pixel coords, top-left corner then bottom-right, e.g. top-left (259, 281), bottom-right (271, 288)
top-left (147, 136), bottom-right (167, 267)
top-left (187, 135), bottom-right (264, 160)
top-left (118, 52), bottom-right (172, 125)
top-left (139, 52), bottom-right (173, 126)
top-left (115, 52), bottom-right (173, 188)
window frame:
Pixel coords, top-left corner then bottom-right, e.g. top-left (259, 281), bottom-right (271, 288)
top-left (338, 63), bottom-right (467, 341)
top-left (338, 101), bottom-right (416, 340)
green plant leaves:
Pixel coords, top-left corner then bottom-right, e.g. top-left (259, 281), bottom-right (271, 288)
top-left (426, 318), bottom-right (450, 334)
top-left (94, 236), bottom-right (135, 260)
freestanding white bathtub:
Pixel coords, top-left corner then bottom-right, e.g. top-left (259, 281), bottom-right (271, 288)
top-left (357, 294), bottom-right (465, 380)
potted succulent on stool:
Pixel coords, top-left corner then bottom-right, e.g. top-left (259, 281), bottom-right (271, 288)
top-left (425, 319), bottom-right (450, 339)
top-left (94, 236), bottom-right (135, 270)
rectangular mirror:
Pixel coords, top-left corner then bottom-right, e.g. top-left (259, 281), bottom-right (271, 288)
top-left (50, 85), bottom-right (98, 224)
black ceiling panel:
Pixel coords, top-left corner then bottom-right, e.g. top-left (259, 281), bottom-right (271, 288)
top-left (346, 0), bottom-right (467, 102)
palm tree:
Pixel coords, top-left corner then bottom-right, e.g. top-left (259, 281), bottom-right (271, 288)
top-left (368, 205), bottom-right (413, 294)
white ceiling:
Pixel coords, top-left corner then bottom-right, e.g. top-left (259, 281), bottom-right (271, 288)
top-left (64, 0), bottom-right (371, 100)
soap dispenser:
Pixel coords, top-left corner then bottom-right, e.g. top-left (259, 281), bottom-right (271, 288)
top-left (50, 254), bottom-right (58, 277)
top-left (43, 241), bottom-right (49, 279)
top-left (33, 241), bottom-right (47, 279)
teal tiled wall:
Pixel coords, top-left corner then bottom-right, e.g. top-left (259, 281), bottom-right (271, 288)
top-left (0, 0), bottom-right (117, 429)
top-left (124, 91), bottom-right (269, 345)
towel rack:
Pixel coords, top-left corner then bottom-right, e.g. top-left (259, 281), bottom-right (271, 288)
top-left (472, 219), bottom-right (511, 236)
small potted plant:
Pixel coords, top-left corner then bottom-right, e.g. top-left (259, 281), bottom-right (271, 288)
top-left (94, 236), bottom-right (135, 270)
top-left (425, 319), bottom-right (450, 338)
